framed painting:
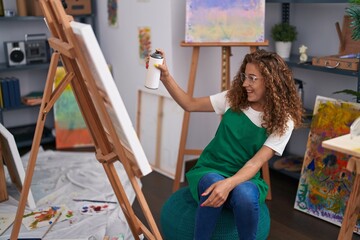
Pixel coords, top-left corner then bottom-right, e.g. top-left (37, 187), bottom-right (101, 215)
top-left (294, 96), bottom-right (360, 234)
top-left (0, 123), bottom-right (36, 209)
top-left (70, 21), bottom-right (152, 176)
top-left (185, 0), bottom-right (265, 43)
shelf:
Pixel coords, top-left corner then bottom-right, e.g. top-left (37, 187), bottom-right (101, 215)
top-left (268, 155), bottom-right (303, 180)
top-left (286, 55), bottom-right (358, 77)
top-left (0, 103), bottom-right (41, 112)
top-left (8, 124), bottom-right (54, 148)
top-left (266, 0), bottom-right (347, 3)
top-left (0, 14), bottom-right (95, 22)
top-left (0, 62), bottom-right (50, 73)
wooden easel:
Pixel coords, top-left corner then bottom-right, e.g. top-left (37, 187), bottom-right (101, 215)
top-left (0, 143), bottom-right (8, 202)
top-left (172, 41), bottom-right (273, 200)
top-left (10, 0), bottom-right (161, 239)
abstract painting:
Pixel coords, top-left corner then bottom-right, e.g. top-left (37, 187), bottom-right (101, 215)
top-left (138, 26), bottom-right (152, 65)
top-left (108, 0), bottom-right (118, 27)
top-left (185, 0), bottom-right (265, 43)
top-left (53, 67), bottom-right (93, 149)
top-left (294, 96), bottom-right (360, 234)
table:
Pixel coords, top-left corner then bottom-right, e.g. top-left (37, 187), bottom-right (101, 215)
top-left (322, 134), bottom-right (360, 240)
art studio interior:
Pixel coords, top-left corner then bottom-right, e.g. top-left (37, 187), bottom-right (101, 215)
top-left (0, 0), bottom-right (359, 239)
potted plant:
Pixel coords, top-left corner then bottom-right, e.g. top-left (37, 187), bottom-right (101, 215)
top-left (334, 0), bottom-right (360, 102)
top-left (347, 0), bottom-right (360, 40)
top-left (271, 22), bottom-right (298, 59)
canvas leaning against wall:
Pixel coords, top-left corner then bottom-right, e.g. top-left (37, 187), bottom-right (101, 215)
top-left (185, 0), bottom-right (265, 43)
top-left (294, 96), bottom-right (360, 235)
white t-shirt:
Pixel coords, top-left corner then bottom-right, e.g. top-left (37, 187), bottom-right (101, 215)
top-left (210, 91), bottom-right (294, 156)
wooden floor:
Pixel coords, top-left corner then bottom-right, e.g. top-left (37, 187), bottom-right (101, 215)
top-left (133, 168), bottom-right (360, 240)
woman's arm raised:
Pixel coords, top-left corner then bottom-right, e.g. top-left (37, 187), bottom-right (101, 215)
top-left (153, 49), bottom-right (214, 112)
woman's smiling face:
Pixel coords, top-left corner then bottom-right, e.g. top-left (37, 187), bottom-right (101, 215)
top-left (242, 63), bottom-right (266, 111)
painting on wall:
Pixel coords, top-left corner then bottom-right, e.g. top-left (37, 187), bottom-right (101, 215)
top-left (108, 0), bottom-right (118, 27)
top-left (185, 0), bottom-right (265, 43)
top-left (138, 26), bottom-right (152, 65)
top-left (294, 96), bottom-right (360, 234)
top-left (53, 67), bottom-right (94, 149)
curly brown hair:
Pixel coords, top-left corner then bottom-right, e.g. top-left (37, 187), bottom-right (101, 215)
top-left (227, 49), bottom-right (303, 136)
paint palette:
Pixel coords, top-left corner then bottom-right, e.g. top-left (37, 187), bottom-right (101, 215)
top-left (79, 203), bottom-right (116, 215)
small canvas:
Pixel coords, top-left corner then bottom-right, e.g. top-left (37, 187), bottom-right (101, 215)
top-left (70, 21), bottom-right (152, 176)
top-left (185, 0), bottom-right (265, 43)
top-left (294, 96), bottom-right (360, 234)
top-left (0, 123), bottom-right (36, 209)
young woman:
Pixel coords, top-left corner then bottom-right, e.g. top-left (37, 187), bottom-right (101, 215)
top-left (150, 49), bottom-right (303, 240)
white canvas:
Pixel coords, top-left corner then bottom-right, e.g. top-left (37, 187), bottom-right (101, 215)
top-left (0, 123), bottom-right (36, 209)
top-left (70, 21), bottom-right (152, 176)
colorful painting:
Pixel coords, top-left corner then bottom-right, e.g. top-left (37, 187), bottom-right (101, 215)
top-left (294, 96), bottom-right (360, 234)
top-left (53, 67), bottom-right (94, 149)
top-left (108, 0), bottom-right (118, 27)
top-left (185, 0), bottom-right (265, 43)
top-left (138, 26), bottom-right (152, 65)
top-left (22, 205), bottom-right (73, 230)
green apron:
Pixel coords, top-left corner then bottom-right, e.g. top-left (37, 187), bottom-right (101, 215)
top-left (186, 108), bottom-right (269, 203)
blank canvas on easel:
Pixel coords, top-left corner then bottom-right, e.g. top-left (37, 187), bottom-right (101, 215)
top-left (185, 0), bottom-right (265, 42)
top-left (70, 21), bottom-right (152, 176)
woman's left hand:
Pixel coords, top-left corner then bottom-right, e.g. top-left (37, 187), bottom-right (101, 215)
top-left (200, 179), bottom-right (233, 208)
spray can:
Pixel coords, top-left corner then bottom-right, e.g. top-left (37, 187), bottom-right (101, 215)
top-left (145, 51), bottom-right (164, 89)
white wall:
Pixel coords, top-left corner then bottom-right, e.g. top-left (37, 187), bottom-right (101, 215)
top-left (96, 0), bottom-right (173, 124)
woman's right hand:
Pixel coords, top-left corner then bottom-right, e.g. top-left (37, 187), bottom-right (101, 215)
top-left (149, 49), bottom-right (170, 82)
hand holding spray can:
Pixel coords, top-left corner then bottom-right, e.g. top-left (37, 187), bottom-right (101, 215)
top-left (145, 51), bottom-right (164, 89)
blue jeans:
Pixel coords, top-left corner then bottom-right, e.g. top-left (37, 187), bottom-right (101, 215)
top-left (194, 173), bottom-right (260, 240)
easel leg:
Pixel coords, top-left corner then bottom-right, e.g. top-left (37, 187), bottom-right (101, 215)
top-left (10, 52), bottom-right (60, 240)
top-left (102, 162), bottom-right (142, 239)
top-left (262, 162), bottom-right (272, 200)
top-left (221, 46), bottom-right (231, 91)
top-left (0, 143), bottom-right (8, 202)
top-left (337, 173), bottom-right (360, 239)
top-left (173, 46), bottom-right (200, 192)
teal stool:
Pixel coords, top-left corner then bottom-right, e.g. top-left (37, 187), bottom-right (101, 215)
top-left (160, 187), bottom-right (270, 240)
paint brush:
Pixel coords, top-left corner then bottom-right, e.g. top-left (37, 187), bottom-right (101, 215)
top-left (72, 198), bottom-right (118, 204)
top-left (41, 211), bottom-right (62, 239)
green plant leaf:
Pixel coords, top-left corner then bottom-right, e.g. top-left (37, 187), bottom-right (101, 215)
top-left (333, 89), bottom-right (360, 98)
top-left (271, 23), bottom-right (297, 42)
top-left (346, 5), bottom-right (360, 40)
